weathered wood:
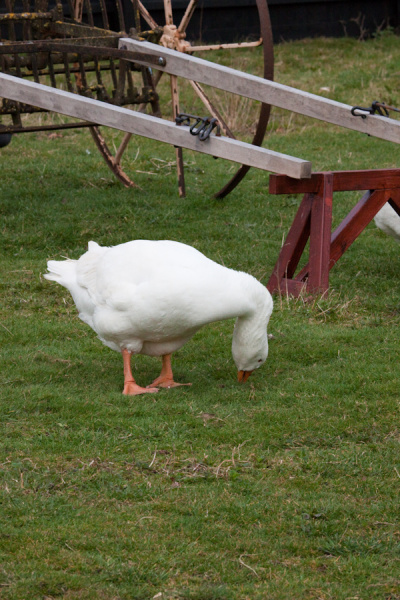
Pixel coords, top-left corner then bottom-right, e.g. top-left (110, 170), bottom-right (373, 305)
top-left (120, 39), bottom-right (400, 145)
top-left (0, 72), bottom-right (312, 179)
top-left (269, 170), bottom-right (400, 195)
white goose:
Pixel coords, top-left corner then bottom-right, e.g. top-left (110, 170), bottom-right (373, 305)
top-left (374, 203), bottom-right (400, 241)
top-left (44, 240), bottom-right (273, 395)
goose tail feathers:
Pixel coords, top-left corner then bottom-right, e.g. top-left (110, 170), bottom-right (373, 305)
top-left (43, 259), bottom-right (77, 288)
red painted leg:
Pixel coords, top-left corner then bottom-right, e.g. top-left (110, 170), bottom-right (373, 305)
top-left (122, 349), bottom-right (158, 395)
top-left (267, 193), bottom-right (313, 294)
top-left (147, 354), bottom-right (191, 389)
top-left (307, 172), bottom-right (333, 293)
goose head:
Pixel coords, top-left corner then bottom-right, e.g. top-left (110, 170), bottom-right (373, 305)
top-left (232, 312), bottom-right (270, 383)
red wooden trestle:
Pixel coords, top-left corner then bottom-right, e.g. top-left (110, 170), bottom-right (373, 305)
top-left (267, 169), bottom-right (400, 296)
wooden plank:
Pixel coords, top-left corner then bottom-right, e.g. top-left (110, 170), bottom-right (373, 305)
top-left (120, 39), bottom-right (400, 145)
top-left (0, 72), bottom-right (311, 179)
top-left (269, 173), bottom-right (324, 195)
top-left (270, 170), bottom-right (400, 195)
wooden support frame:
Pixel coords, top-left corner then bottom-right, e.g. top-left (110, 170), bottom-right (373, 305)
top-left (267, 169), bottom-right (400, 296)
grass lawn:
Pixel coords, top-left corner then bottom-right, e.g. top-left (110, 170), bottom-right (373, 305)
top-left (1, 32), bottom-right (400, 600)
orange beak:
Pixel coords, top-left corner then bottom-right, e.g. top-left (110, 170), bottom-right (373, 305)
top-left (237, 370), bottom-right (253, 383)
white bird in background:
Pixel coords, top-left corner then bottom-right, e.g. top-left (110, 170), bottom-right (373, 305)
top-left (44, 240), bottom-right (273, 395)
top-left (374, 203), bottom-right (400, 241)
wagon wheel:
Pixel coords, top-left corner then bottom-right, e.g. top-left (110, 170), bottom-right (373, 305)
top-left (97, 0), bottom-right (274, 197)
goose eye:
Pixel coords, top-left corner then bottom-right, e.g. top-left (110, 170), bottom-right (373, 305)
top-left (258, 359), bottom-right (263, 363)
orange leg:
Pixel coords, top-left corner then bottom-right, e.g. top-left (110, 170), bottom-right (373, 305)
top-left (122, 349), bottom-right (158, 395)
top-left (147, 354), bottom-right (192, 389)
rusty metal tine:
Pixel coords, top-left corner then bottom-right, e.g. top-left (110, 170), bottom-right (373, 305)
top-left (6, 0), bottom-right (16, 42)
top-left (109, 58), bottom-right (118, 89)
top-left (23, 0), bottom-right (31, 41)
top-left (31, 51), bottom-right (40, 84)
top-left (114, 59), bottom-right (126, 104)
top-left (83, 0), bottom-right (94, 27)
top-left (78, 54), bottom-right (88, 91)
top-left (126, 66), bottom-right (136, 98)
top-left (48, 51), bottom-right (57, 88)
top-left (116, 0), bottom-right (126, 33)
top-left (93, 54), bottom-right (102, 87)
top-left (99, 0), bottom-right (110, 30)
top-left (63, 52), bottom-right (74, 93)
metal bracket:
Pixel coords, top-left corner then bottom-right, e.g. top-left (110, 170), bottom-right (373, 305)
top-left (175, 112), bottom-right (221, 140)
top-left (351, 100), bottom-right (400, 119)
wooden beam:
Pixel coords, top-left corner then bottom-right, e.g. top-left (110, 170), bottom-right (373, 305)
top-left (120, 39), bottom-right (400, 145)
top-left (269, 169), bottom-right (400, 195)
top-left (0, 72), bottom-right (311, 179)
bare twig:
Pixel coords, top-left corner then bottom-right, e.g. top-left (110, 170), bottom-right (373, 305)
top-left (239, 554), bottom-right (259, 577)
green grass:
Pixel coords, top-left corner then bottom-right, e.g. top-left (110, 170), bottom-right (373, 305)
top-left (1, 34), bottom-right (400, 599)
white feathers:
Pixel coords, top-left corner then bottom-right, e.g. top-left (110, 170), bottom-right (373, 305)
top-left (374, 203), bottom-right (400, 241)
top-left (44, 240), bottom-right (273, 375)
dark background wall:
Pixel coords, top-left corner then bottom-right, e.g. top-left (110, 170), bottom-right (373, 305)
top-left (135, 0), bottom-right (400, 43)
top-left (1, 1), bottom-right (399, 43)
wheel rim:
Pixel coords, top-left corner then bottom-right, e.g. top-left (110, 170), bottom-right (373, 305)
top-left (214, 0), bottom-right (274, 198)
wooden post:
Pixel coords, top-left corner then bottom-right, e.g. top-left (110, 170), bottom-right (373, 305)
top-left (307, 173), bottom-right (333, 293)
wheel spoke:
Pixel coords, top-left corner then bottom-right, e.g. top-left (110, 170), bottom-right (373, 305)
top-left (164, 0), bottom-right (173, 25)
top-left (178, 0), bottom-right (198, 34)
top-left (90, 126), bottom-right (137, 188)
top-left (214, 0), bottom-right (274, 198)
top-left (137, 0), bottom-right (159, 30)
top-left (115, 132), bottom-right (132, 165)
top-left (73, 0), bottom-right (84, 21)
top-left (189, 79), bottom-right (235, 139)
top-left (190, 39), bottom-right (263, 52)
top-left (170, 73), bottom-right (185, 197)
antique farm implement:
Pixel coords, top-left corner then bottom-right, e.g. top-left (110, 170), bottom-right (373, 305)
top-left (0, 0), bottom-right (274, 196)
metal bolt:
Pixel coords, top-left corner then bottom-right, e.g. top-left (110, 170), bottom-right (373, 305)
top-left (158, 56), bottom-right (166, 67)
